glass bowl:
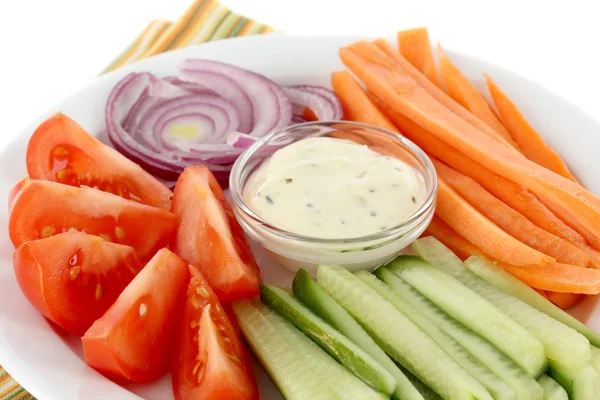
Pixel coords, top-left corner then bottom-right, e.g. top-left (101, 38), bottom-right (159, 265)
top-left (229, 121), bottom-right (438, 275)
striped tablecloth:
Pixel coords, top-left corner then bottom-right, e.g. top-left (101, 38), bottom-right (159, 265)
top-left (0, 1), bottom-right (272, 398)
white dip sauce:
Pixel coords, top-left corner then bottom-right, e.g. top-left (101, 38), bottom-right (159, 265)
top-left (244, 137), bottom-right (427, 239)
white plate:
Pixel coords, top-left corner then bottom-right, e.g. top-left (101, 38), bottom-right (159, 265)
top-left (1, 34), bottom-right (600, 400)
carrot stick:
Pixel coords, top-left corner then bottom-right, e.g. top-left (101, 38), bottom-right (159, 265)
top-left (433, 158), bottom-right (595, 268)
top-left (436, 45), bottom-right (519, 148)
top-left (373, 38), bottom-right (518, 149)
top-left (501, 263), bottom-right (600, 295)
top-left (536, 290), bottom-right (549, 299)
top-left (423, 215), bottom-right (484, 260)
top-left (397, 28), bottom-right (440, 87)
top-left (331, 70), bottom-right (399, 132)
top-left (545, 291), bottom-right (586, 309)
top-left (370, 93), bottom-right (588, 248)
top-left (435, 177), bottom-right (555, 267)
top-left (340, 41), bottom-right (600, 240)
top-left (485, 75), bottom-right (577, 181)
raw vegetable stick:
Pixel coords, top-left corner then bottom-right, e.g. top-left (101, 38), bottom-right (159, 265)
top-left (545, 291), bottom-right (586, 310)
top-left (423, 215), bottom-right (484, 260)
top-left (537, 375), bottom-right (568, 400)
top-left (432, 158), bottom-right (595, 268)
top-left (397, 28), bottom-right (440, 87)
top-left (373, 38), bottom-right (518, 149)
top-left (371, 97), bottom-right (588, 249)
top-left (485, 74), bottom-right (577, 181)
top-left (499, 263), bottom-right (600, 295)
top-left (340, 42), bottom-right (600, 240)
top-left (436, 44), bottom-right (517, 146)
top-left (435, 177), bottom-right (555, 266)
top-left (331, 70), bottom-right (399, 132)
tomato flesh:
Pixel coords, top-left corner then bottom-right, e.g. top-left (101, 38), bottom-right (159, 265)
top-left (13, 231), bottom-right (142, 336)
top-left (82, 248), bottom-right (189, 383)
top-left (8, 178), bottom-right (176, 261)
top-left (171, 165), bottom-right (261, 302)
top-left (26, 113), bottom-right (173, 210)
top-left (172, 267), bottom-right (258, 400)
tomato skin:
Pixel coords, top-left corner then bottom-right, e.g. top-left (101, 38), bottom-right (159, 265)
top-left (8, 178), bottom-right (176, 261)
top-left (26, 113), bottom-right (173, 210)
top-left (13, 231), bottom-right (142, 335)
top-left (172, 267), bottom-right (258, 400)
top-left (170, 166), bottom-right (261, 302)
top-left (82, 248), bottom-right (189, 383)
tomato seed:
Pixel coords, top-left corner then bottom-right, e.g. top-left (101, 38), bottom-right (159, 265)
top-left (191, 294), bottom-right (203, 309)
top-left (56, 169), bottom-right (69, 181)
top-left (100, 234), bottom-right (112, 242)
top-left (190, 320), bottom-right (198, 329)
top-left (114, 226), bottom-right (126, 240)
top-left (69, 266), bottom-right (81, 280)
top-left (228, 354), bottom-right (241, 364)
top-left (128, 265), bottom-right (137, 275)
top-left (139, 303), bottom-right (147, 317)
top-left (197, 365), bottom-right (205, 383)
top-left (53, 146), bottom-right (68, 156)
top-left (69, 252), bottom-right (79, 266)
top-left (192, 360), bottom-right (202, 375)
top-left (95, 284), bottom-right (104, 300)
top-left (41, 225), bottom-right (55, 238)
top-left (195, 285), bottom-right (210, 298)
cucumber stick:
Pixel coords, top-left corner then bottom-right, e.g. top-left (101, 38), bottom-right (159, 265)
top-left (378, 267), bottom-right (543, 400)
top-left (413, 238), bottom-right (590, 370)
top-left (317, 264), bottom-right (493, 400)
top-left (396, 364), bottom-right (442, 400)
top-left (359, 271), bottom-right (513, 400)
top-left (232, 300), bottom-right (339, 399)
top-left (537, 375), bottom-right (568, 400)
top-left (260, 283), bottom-right (396, 395)
top-left (292, 268), bottom-right (424, 400)
top-left (465, 253), bottom-right (600, 348)
top-left (388, 255), bottom-right (547, 377)
top-left (548, 361), bottom-right (600, 400)
top-left (590, 347), bottom-right (600, 375)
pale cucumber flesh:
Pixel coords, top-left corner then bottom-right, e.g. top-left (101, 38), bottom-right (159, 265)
top-left (360, 270), bottom-right (511, 400)
top-left (465, 253), bottom-right (600, 348)
top-left (292, 268), bottom-right (423, 400)
top-left (397, 364), bottom-right (443, 400)
top-left (388, 254), bottom-right (546, 377)
top-left (548, 361), bottom-right (600, 400)
top-left (590, 347), bottom-right (600, 376)
top-left (317, 264), bottom-right (493, 400)
top-left (378, 267), bottom-right (543, 400)
top-left (260, 283), bottom-right (396, 395)
top-left (537, 375), bottom-right (568, 400)
top-left (232, 300), bottom-right (339, 400)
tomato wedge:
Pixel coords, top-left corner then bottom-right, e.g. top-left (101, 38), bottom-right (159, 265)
top-left (13, 231), bottom-right (141, 336)
top-left (9, 178), bottom-right (176, 260)
top-left (82, 248), bottom-right (189, 383)
top-left (172, 267), bottom-right (258, 400)
top-left (171, 166), bottom-right (261, 302)
top-left (27, 113), bottom-right (173, 210)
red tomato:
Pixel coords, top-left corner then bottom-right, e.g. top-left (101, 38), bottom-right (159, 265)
top-left (13, 231), bottom-right (142, 336)
top-left (171, 166), bottom-right (261, 302)
top-left (26, 113), bottom-right (173, 210)
top-left (172, 267), bottom-right (258, 400)
top-left (82, 248), bottom-right (189, 383)
top-left (8, 178), bottom-right (176, 261)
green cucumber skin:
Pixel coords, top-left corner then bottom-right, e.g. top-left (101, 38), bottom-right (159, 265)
top-left (232, 300), bottom-right (339, 400)
top-left (388, 255), bottom-right (547, 377)
top-left (378, 267), bottom-right (543, 400)
top-left (360, 270), bottom-right (512, 400)
top-left (464, 253), bottom-right (600, 348)
top-left (292, 269), bottom-right (424, 400)
top-left (261, 302), bottom-right (389, 400)
top-left (548, 362), bottom-right (600, 400)
top-left (260, 284), bottom-right (396, 396)
top-left (396, 364), bottom-right (443, 400)
top-left (317, 264), bottom-right (493, 400)
top-left (537, 375), bottom-right (568, 400)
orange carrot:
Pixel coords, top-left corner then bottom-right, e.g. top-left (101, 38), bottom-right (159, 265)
top-left (435, 177), bottom-right (555, 267)
top-left (423, 215), bottom-right (483, 260)
top-left (545, 291), bottom-right (586, 309)
top-left (536, 290), bottom-right (549, 299)
top-left (373, 38), bottom-right (518, 149)
top-left (433, 158), bottom-right (594, 268)
top-left (303, 107), bottom-right (318, 121)
top-left (340, 41), bottom-right (600, 240)
top-left (436, 45), bottom-right (518, 148)
top-left (331, 70), bottom-right (399, 132)
top-left (371, 93), bottom-right (589, 249)
top-left (501, 263), bottom-right (600, 294)
top-left (485, 75), bottom-right (577, 181)
top-left (397, 28), bottom-right (440, 87)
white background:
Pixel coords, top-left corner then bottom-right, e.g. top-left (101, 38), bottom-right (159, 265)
top-left (0, 0), bottom-right (598, 151)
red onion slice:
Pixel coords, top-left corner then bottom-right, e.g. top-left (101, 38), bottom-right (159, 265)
top-left (284, 85), bottom-right (343, 121)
